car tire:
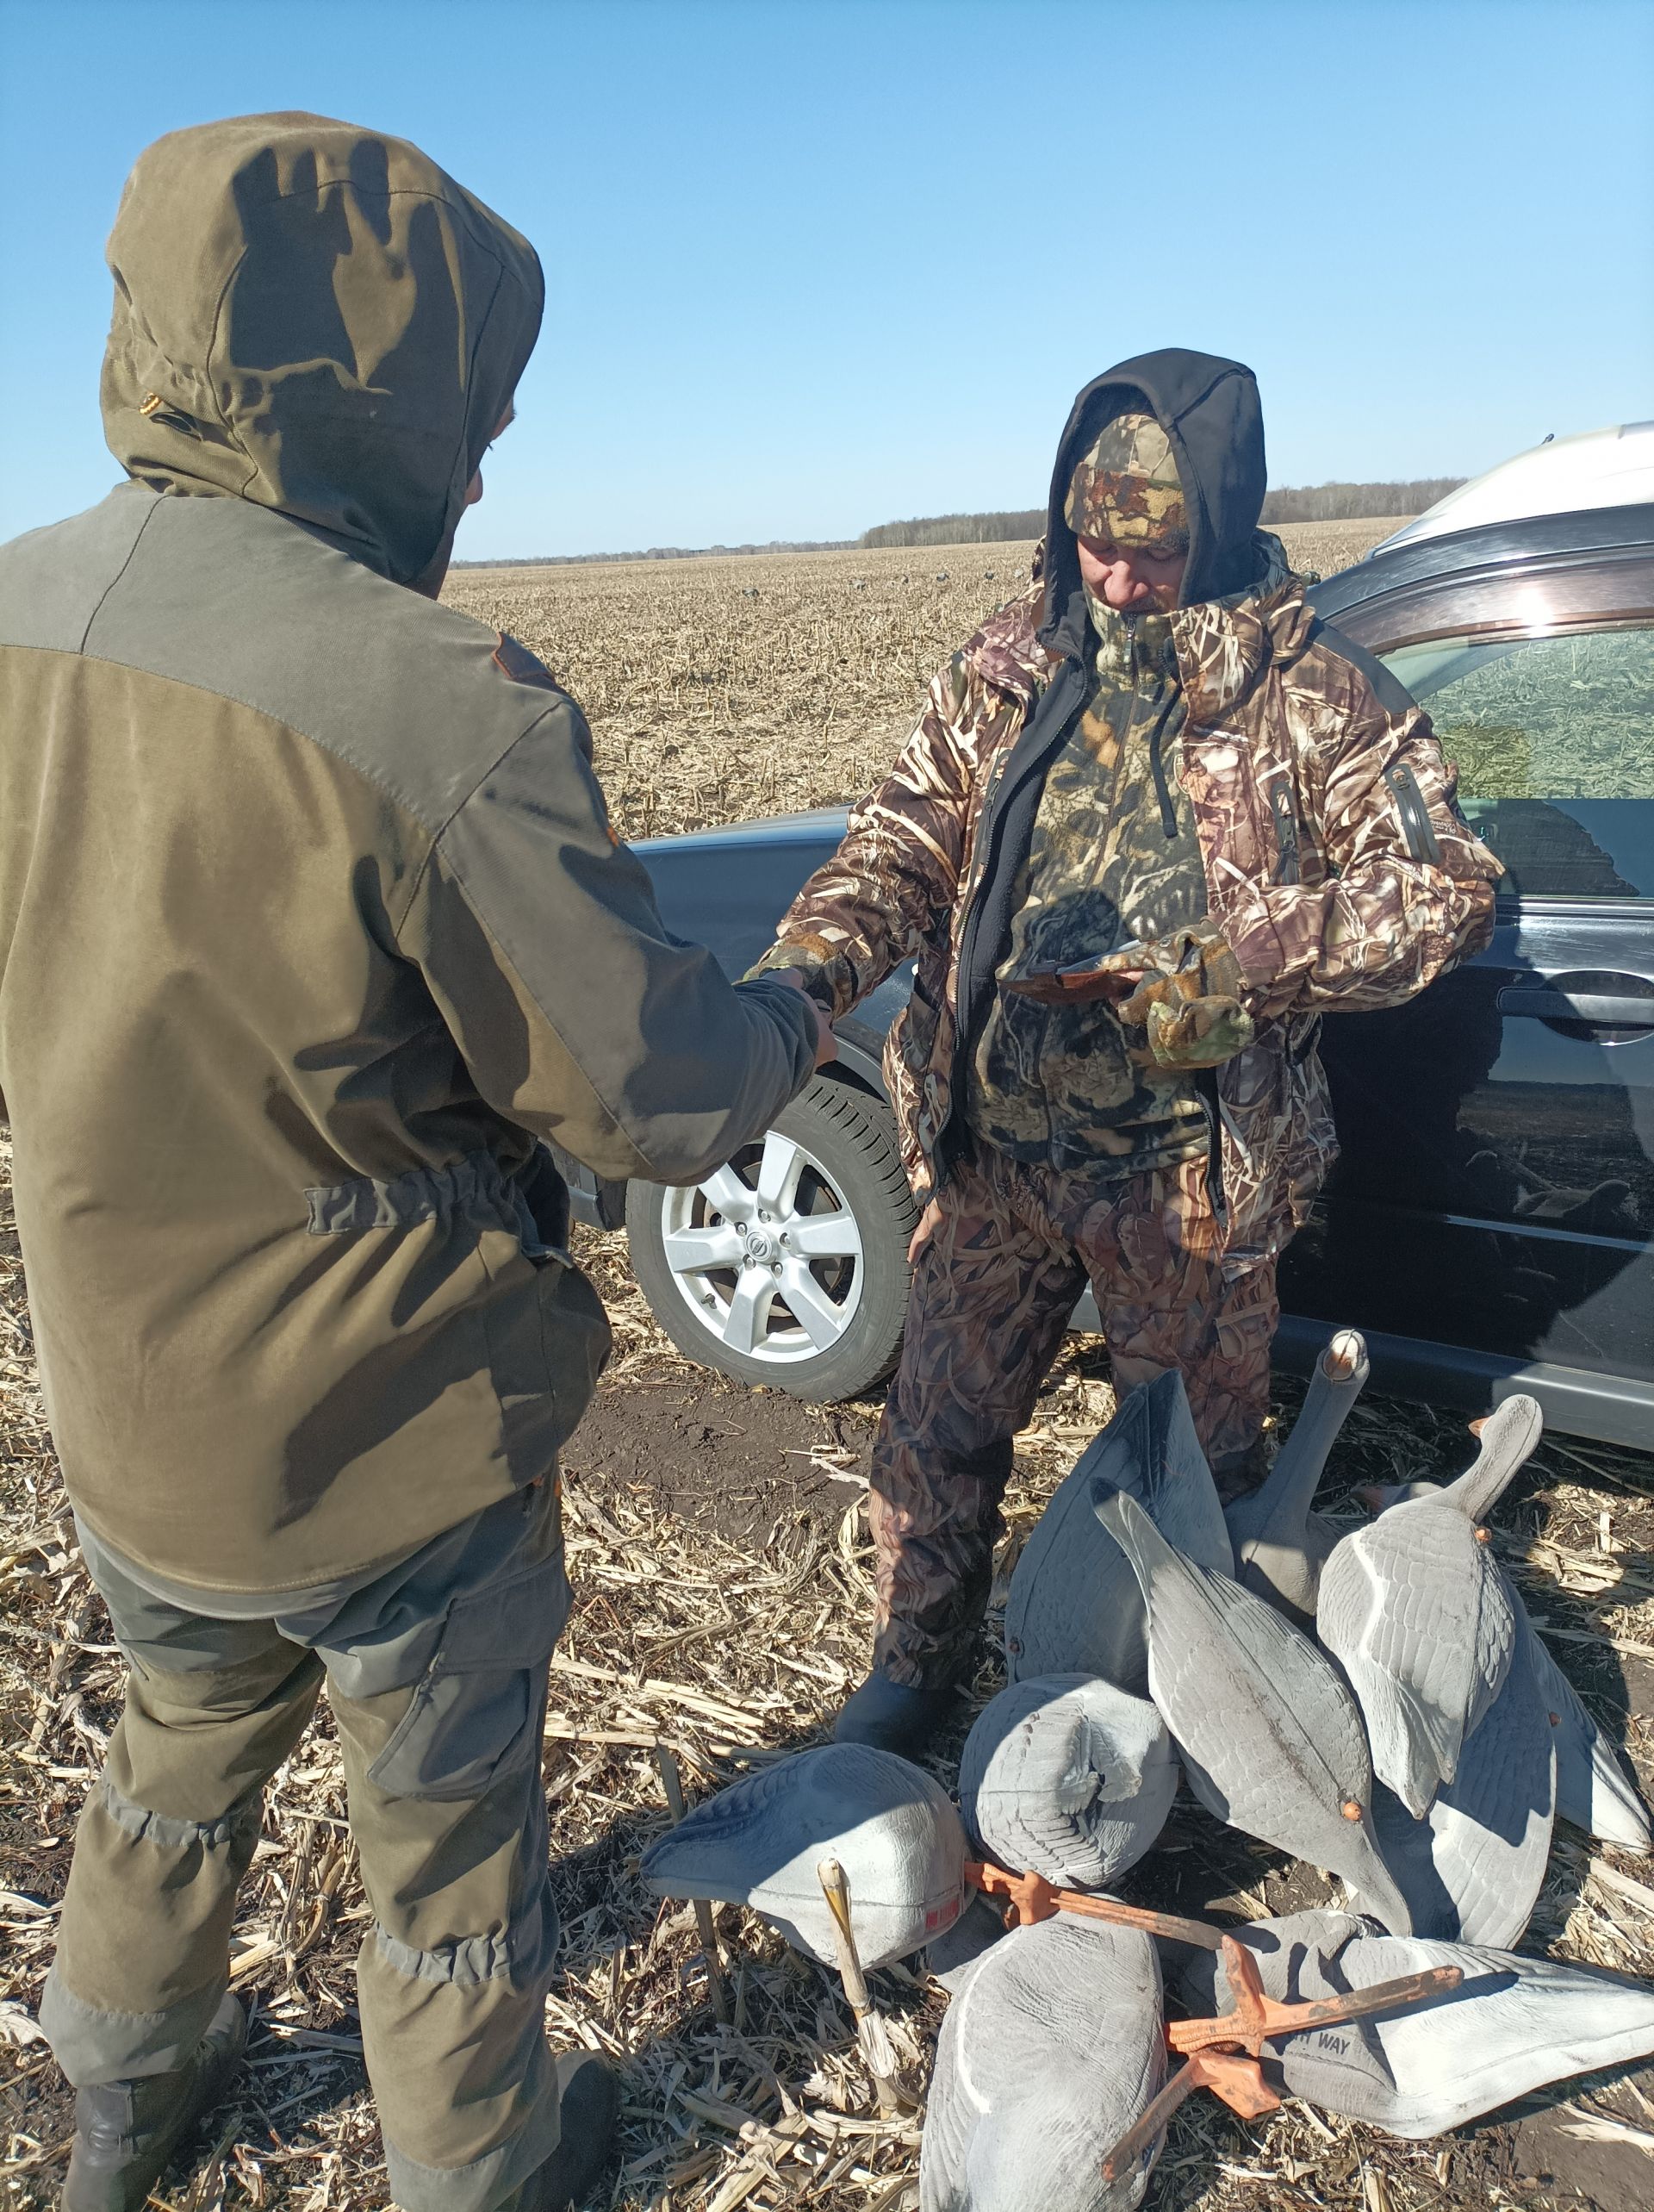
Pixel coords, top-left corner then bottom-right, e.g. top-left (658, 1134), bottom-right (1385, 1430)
top-left (624, 1075), bottom-right (918, 1401)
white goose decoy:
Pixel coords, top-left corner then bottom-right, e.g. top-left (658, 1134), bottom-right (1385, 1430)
top-left (921, 1916), bottom-right (1166, 2212)
top-left (639, 1744), bottom-right (967, 1969)
top-left (1356, 1402), bottom-right (1651, 1854)
top-left (1004, 1369), bottom-right (1231, 1692)
top-left (1223, 1328), bottom-right (1370, 1624)
top-left (1095, 1489), bottom-right (1414, 1935)
top-left (1181, 1908), bottom-right (1654, 2138)
top-left (1314, 1398), bottom-right (1541, 1817)
top-left (957, 1675), bottom-right (1178, 1891)
top-left (1359, 1611), bottom-right (1556, 1947)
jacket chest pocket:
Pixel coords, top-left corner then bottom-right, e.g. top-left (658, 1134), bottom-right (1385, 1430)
top-left (1178, 733), bottom-right (1276, 892)
top-left (1180, 734), bottom-right (1328, 902)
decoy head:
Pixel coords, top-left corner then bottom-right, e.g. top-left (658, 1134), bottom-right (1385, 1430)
top-left (1323, 1328), bottom-right (1369, 1384)
top-left (1440, 1394), bottom-right (1543, 1523)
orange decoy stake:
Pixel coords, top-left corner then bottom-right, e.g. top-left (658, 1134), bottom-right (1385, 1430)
top-left (1100, 1933), bottom-right (1464, 2182)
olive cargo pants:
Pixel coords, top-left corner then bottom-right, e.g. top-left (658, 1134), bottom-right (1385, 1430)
top-left (41, 1480), bottom-right (570, 2212)
top-left (871, 1143), bottom-right (1280, 1685)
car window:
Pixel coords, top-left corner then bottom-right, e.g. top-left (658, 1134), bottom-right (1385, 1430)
top-left (1384, 622), bottom-right (1654, 899)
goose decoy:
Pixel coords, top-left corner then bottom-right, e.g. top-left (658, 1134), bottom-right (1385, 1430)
top-left (1181, 1908), bottom-right (1654, 2138)
top-left (957, 1675), bottom-right (1178, 1891)
top-left (1004, 1369), bottom-right (1231, 1692)
top-left (1315, 1405), bottom-right (1533, 1816)
top-left (1359, 1610), bottom-right (1556, 1947)
top-left (1521, 1612), bottom-right (1652, 1854)
top-left (1356, 1404), bottom-right (1651, 1854)
top-left (1095, 1488), bottom-right (1413, 1935)
top-left (920, 1916), bottom-right (1166, 2212)
top-left (639, 1743), bottom-right (967, 1970)
top-left (1223, 1328), bottom-right (1369, 1625)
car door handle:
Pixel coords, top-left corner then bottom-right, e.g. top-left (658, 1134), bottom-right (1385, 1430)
top-left (1496, 985), bottom-right (1654, 1027)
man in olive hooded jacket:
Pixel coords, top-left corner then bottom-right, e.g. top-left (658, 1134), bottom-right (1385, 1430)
top-left (0, 115), bottom-right (822, 2211)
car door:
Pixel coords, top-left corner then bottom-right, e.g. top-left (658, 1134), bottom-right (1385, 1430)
top-left (1277, 551), bottom-right (1654, 1439)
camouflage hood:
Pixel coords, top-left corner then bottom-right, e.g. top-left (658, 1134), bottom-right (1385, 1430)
top-left (102, 113), bottom-right (543, 585)
top-left (1039, 350), bottom-right (1268, 644)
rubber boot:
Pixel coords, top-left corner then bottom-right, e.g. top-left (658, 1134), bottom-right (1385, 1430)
top-left (834, 1668), bottom-right (960, 1760)
top-left (63, 1992), bottom-right (247, 2212)
top-left (501, 2052), bottom-right (621, 2211)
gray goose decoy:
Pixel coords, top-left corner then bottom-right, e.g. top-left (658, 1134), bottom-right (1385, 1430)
top-left (958, 1675), bottom-right (1178, 1891)
top-left (1358, 1409), bottom-right (1651, 1855)
top-left (1359, 1608), bottom-right (1556, 1947)
top-left (1182, 1908), bottom-right (1654, 2139)
top-left (1314, 1396), bottom-right (1541, 1817)
top-left (1095, 1488), bottom-right (1413, 1935)
top-left (920, 1916), bottom-right (1166, 2212)
top-left (1521, 1612), bottom-right (1652, 1854)
top-left (639, 1743), bottom-right (967, 1969)
top-left (1224, 1327), bottom-right (1370, 1625)
top-left (1004, 1369), bottom-right (1231, 1692)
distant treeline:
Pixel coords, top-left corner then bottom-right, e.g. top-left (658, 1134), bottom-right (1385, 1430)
top-left (1260, 478), bottom-right (1465, 523)
top-left (451, 537), bottom-right (853, 568)
top-left (860, 510), bottom-right (1045, 549)
top-left (456, 479), bottom-right (1468, 566)
top-left (859, 480), bottom-right (1465, 548)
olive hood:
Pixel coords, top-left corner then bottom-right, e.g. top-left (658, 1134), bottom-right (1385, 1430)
top-left (102, 112), bottom-right (543, 584)
top-left (1039, 348), bottom-right (1267, 639)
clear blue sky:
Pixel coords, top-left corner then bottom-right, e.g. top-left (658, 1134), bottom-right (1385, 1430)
top-left (1, 0), bottom-right (1649, 558)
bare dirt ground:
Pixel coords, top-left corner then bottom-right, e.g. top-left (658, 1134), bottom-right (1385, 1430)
top-left (4, 520), bottom-right (1652, 2211)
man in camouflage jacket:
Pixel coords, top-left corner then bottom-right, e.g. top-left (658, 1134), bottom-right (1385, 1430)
top-left (754, 349), bottom-right (1502, 1754)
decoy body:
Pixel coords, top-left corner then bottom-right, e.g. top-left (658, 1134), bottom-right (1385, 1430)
top-left (639, 1744), bottom-right (967, 1969)
top-left (1182, 1908), bottom-right (1654, 2138)
top-left (1521, 1613), bottom-right (1652, 1854)
top-left (921, 1916), bottom-right (1166, 2212)
top-left (1360, 1615), bottom-right (1556, 1947)
top-left (958, 1675), bottom-right (1178, 1891)
top-left (1315, 1404), bottom-right (1532, 1816)
top-left (1356, 1399), bottom-right (1651, 1854)
top-left (1224, 1328), bottom-right (1369, 1624)
top-left (1096, 1489), bottom-right (1413, 1935)
top-left (1004, 1370), bottom-right (1231, 1692)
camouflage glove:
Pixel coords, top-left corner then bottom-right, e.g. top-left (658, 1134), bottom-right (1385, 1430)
top-left (1117, 925), bottom-right (1255, 1072)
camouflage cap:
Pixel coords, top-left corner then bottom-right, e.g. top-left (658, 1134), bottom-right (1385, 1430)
top-left (1065, 411), bottom-right (1189, 552)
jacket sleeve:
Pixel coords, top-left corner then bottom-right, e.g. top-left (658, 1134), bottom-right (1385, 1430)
top-left (1221, 639), bottom-right (1503, 1022)
top-left (396, 694), bottom-right (817, 1184)
top-left (749, 649), bottom-right (1009, 1019)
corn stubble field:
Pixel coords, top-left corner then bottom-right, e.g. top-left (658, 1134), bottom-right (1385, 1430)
top-left (3, 520), bottom-right (1653, 2212)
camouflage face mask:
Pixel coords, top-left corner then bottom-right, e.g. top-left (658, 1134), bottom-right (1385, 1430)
top-left (1065, 412), bottom-right (1190, 556)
